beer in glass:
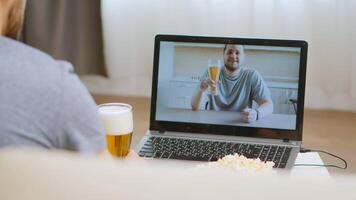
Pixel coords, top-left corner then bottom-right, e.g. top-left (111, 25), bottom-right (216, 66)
top-left (208, 60), bottom-right (221, 95)
top-left (98, 103), bottom-right (133, 158)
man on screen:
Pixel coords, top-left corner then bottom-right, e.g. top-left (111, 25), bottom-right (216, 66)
top-left (191, 44), bottom-right (273, 123)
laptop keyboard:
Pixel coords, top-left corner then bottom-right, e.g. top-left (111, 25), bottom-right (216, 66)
top-left (138, 136), bottom-right (292, 168)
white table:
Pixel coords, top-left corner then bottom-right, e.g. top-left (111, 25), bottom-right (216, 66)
top-left (291, 152), bottom-right (330, 179)
top-left (157, 108), bottom-right (296, 130)
top-left (140, 151), bottom-right (330, 179)
top-left (1, 149), bottom-right (342, 200)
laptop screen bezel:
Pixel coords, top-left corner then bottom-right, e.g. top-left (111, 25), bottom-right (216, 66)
top-left (149, 34), bottom-right (308, 141)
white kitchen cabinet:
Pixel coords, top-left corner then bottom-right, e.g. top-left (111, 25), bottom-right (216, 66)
top-left (269, 87), bottom-right (298, 114)
top-left (168, 79), bottom-right (207, 110)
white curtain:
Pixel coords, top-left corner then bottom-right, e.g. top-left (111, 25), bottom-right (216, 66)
top-left (81, 0), bottom-right (356, 111)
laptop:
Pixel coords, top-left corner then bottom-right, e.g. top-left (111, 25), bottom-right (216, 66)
top-left (136, 35), bottom-right (308, 169)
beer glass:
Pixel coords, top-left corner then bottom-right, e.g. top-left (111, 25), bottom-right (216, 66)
top-left (98, 103), bottom-right (133, 158)
top-left (208, 60), bottom-right (221, 95)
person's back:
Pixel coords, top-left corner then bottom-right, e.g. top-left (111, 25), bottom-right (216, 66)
top-left (0, 36), bottom-right (105, 153)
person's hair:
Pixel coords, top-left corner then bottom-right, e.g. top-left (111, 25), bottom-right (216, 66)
top-left (1, 0), bottom-right (26, 40)
top-left (223, 44), bottom-right (245, 54)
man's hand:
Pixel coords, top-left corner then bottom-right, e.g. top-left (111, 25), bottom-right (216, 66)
top-left (200, 79), bottom-right (216, 91)
top-left (242, 108), bottom-right (257, 123)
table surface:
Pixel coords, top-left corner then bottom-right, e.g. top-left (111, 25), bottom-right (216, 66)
top-left (1, 148), bottom-right (348, 200)
top-left (156, 108), bottom-right (297, 130)
top-left (291, 152), bottom-right (330, 179)
top-left (140, 151), bottom-right (330, 179)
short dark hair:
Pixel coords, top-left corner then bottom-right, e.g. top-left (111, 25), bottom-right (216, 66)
top-left (223, 44), bottom-right (244, 53)
top-left (223, 44), bottom-right (229, 53)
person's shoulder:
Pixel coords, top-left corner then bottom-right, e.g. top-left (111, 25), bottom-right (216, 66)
top-left (0, 36), bottom-right (75, 79)
top-left (56, 60), bottom-right (75, 77)
top-left (0, 36), bottom-right (53, 62)
top-left (241, 67), bottom-right (261, 77)
top-left (240, 67), bottom-right (256, 73)
top-left (239, 67), bottom-right (256, 76)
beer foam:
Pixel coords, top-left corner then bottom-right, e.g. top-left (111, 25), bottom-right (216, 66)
top-left (98, 104), bottom-right (133, 135)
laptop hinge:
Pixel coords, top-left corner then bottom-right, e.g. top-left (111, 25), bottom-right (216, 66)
top-left (158, 130), bottom-right (165, 134)
top-left (282, 138), bottom-right (290, 143)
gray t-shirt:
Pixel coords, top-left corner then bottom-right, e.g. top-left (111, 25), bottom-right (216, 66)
top-left (202, 67), bottom-right (271, 111)
top-left (0, 36), bottom-right (105, 153)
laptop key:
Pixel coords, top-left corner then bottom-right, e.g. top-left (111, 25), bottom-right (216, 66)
top-left (266, 146), bottom-right (277, 161)
top-left (278, 162), bottom-right (287, 168)
top-left (208, 155), bottom-right (219, 162)
top-left (273, 147), bottom-right (285, 167)
top-left (139, 152), bottom-right (153, 158)
top-left (259, 153), bottom-right (267, 161)
top-left (279, 147), bottom-right (292, 167)
top-left (250, 145), bottom-right (262, 157)
top-left (284, 147), bottom-right (292, 155)
top-left (160, 152), bottom-right (171, 159)
top-left (153, 151), bottom-right (162, 158)
top-left (170, 153), bottom-right (209, 161)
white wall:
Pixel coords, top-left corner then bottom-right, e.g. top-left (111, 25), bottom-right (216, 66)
top-left (80, 0), bottom-right (356, 111)
top-left (172, 45), bottom-right (300, 82)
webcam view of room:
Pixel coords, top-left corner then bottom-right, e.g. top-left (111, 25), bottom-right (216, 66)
top-left (155, 41), bottom-right (301, 130)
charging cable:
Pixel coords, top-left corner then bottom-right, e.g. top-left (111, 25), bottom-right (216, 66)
top-left (294, 147), bottom-right (347, 169)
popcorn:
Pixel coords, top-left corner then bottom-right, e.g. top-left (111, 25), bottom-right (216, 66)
top-left (198, 154), bottom-right (275, 173)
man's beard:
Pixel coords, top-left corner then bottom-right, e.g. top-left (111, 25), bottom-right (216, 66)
top-left (225, 63), bottom-right (239, 72)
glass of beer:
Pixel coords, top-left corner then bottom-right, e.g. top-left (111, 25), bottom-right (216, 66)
top-left (208, 60), bottom-right (221, 95)
top-left (98, 103), bottom-right (133, 158)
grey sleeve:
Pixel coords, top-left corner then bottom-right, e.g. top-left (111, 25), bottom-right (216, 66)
top-left (251, 70), bottom-right (272, 103)
top-left (56, 62), bottom-right (106, 154)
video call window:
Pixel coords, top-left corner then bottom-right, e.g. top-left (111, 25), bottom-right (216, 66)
top-left (155, 41), bottom-right (301, 130)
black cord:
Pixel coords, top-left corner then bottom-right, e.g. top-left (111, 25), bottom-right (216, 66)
top-left (295, 148), bottom-right (347, 169)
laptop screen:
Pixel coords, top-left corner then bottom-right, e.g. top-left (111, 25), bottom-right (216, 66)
top-left (150, 35), bottom-right (307, 141)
